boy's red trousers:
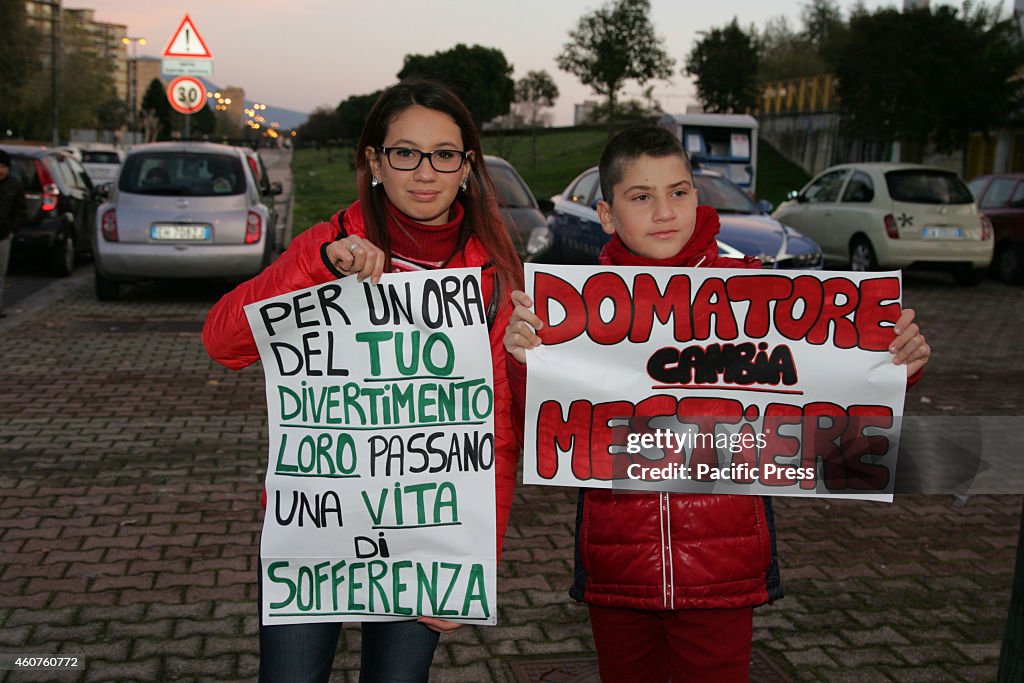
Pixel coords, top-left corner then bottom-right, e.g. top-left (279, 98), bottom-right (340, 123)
top-left (588, 605), bottom-right (753, 682)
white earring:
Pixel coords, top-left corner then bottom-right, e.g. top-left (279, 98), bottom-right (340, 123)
top-left (371, 176), bottom-right (380, 188)
top-left (460, 177), bottom-right (468, 192)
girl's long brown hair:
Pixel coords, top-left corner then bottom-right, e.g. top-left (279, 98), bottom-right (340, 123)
top-left (356, 79), bottom-right (523, 295)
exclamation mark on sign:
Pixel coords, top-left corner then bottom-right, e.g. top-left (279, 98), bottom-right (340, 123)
top-left (185, 28), bottom-right (191, 52)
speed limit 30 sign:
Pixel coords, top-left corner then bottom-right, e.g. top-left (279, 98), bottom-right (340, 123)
top-left (167, 75), bottom-right (207, 115)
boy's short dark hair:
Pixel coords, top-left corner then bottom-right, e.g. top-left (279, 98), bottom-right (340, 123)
top-left (599, 126), bottom-right (691, 204)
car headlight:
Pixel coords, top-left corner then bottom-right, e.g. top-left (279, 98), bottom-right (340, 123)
top-left (527, 226), bottom-right (553, 256)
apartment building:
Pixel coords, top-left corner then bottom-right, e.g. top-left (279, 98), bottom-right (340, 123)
top-left (24, 2), bottom-right (129, 101)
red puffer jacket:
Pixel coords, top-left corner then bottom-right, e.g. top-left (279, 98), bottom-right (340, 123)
top-left (568, 206), bottom-right (783, 610)
top-left (201, 202), bottom-right (521, 558)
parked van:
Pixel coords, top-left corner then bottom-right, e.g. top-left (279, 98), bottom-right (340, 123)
top-left (658, 113), bottom-right (759, 194)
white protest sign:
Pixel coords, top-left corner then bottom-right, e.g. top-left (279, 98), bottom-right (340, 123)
top-left (244, 269), bottom-right (497, 625)
top-left (522, 264), bottom-right (907, 502)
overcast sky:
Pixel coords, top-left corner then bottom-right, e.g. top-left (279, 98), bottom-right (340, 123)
top-left (86, 0), bottom-right (966, 126)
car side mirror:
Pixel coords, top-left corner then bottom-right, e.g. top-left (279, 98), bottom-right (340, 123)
top-left (269, 181), bottom-right (283, 196)
top-left (757, 199), bottom-right (774, 214)
top-left (537, 197), bottom-right (554, 215)
top-left (787, 189), bottom-right (807, 204)
top-left (95, 182), bottom-right (113, 199)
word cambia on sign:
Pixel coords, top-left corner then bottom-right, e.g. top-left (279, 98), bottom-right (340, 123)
top-left (522, 265), bottom-right (907, 501)
top-left (245, 269), bottom-right (497, 625)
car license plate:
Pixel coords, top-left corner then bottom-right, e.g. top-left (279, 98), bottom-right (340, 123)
top-left (151, 224), bottom-right (211, 241)
top-left (922, 226), bottom-right (963, 239)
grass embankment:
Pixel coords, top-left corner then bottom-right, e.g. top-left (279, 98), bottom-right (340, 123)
top-left (290, 146), bottom-right (359, 233)
top-left (291, 129), bottom-right (809, 237)
top-left (758, 139), bottom-right (811, 208)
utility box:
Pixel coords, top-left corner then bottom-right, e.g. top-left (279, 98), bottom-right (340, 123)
top-left (658, 113), bottom-right (759, 194)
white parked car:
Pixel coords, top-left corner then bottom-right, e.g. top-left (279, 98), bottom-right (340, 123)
top-left (80, 145), bottom-right (126, 185)
top-left (93, 141), bottom-right (277, 300)
top-left (773, 163), bottom-right (993, 285)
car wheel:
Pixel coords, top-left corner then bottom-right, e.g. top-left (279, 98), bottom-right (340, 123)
top-left (952, 266), bottom-right (986, 287)
top-left (95, 270), bottom-right (120, 301)
top-left (995, 242), bottom-right (1023, 284)
top-left (49, 230), bottom-right (75, 277)
top-left (849, 237), bottom-right (877, 272)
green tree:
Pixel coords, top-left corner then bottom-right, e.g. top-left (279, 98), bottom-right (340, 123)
top-left (757, 1), bottom-right (846, 82)
top-left (800, 0), bottom-right (847, 62)
top-left (557, 0), bottom-right (675, 135)
top-left (758, 16), bottom-right (826, 82)
top-left (11, 17), bottom-right (115, 140)
top-left (191, 101), bottom-right (216, 137)
top-left (685, 18), bottom-right (760, 113)
top-left (514, 71), bottom-right (560, 167)
top-left (296, 106), bottom-right (344, 148)
top-left (833, 4), bottom-right (1024, 154)
top-left (0, 0), bottom-right (42, 137)
top-left (336, 91), bottom-right (382, 141)
top-left (56, 23), bottom-right (116, 137)
top-left (96, 97), bottom-right (129, 135)
top-left (398, 44), bottom-right (514, 126)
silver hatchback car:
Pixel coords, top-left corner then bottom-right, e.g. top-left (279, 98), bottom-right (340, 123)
top-left (93, 141), bottom-right (277, 300)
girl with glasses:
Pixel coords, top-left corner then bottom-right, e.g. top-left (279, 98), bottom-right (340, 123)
top-left (202, 79), bottom-right (524, 682)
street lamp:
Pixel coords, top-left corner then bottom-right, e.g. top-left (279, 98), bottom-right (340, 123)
top-left (122, 36), bottom-right (146, 144)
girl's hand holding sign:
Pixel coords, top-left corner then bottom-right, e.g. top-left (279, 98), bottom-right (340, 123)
top-left (890, 308), bottom-right (930, 377)
top-left (503, 290), bottom-right (543, 364)
top-left (324, 236), bottom-right (385, 284)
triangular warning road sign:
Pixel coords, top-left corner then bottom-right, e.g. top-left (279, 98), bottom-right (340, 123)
top-left (163, 14), bottom-right (212, 59)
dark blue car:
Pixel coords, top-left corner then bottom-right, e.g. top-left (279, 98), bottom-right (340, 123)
top-left (537, 166), bottom-right (823, 269)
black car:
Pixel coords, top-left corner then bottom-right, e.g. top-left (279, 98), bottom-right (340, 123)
top-left (484, 155), bottom-right (554, 262)
top-left (2, 144), bottom-right (107, 275)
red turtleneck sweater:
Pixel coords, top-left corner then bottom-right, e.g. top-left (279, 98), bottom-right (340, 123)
top-left (385, 200), bottom-right (464, 272)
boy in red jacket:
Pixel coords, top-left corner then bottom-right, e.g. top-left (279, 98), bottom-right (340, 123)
top-left (504, 127), bottom-right (930, 682)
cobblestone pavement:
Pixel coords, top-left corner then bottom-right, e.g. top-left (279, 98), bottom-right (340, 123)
top-left (0, 269), bottom-right (1022, 682)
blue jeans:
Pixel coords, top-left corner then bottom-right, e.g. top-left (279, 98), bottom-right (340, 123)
top-left (257, 566), bottom-right (440, 682)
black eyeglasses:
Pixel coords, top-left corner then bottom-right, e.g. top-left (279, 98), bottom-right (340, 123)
top-left (376, 146), bottom-right (468, 173)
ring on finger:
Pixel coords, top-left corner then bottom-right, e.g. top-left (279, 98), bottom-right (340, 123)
top-left (349, 242), bottom-right (361, 251)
